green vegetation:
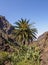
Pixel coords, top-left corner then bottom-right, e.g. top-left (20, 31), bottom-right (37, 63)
top-left (0, 45), bottom-right (40, 65)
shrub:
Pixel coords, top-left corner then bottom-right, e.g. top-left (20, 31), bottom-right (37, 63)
top-left (0, 45), bottom-right (40, 65)
top-left (9, 45), bottom-right (40, 65)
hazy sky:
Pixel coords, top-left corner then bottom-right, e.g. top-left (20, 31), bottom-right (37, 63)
top-left (0, 0), bottom-right (48, 36)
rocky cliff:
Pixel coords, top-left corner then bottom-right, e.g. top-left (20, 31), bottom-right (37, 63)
top-left (38, 32), bottom-right (48, 65)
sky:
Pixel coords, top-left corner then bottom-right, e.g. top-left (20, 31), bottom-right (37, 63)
top-left (0, 0), bottom-right (48, 37)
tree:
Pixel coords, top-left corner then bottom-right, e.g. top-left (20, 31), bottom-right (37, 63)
top-left (13, 18), bottom-right (37, 45)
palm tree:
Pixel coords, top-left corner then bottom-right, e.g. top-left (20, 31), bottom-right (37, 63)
top-left (13, 18), bottom-right (37, 45)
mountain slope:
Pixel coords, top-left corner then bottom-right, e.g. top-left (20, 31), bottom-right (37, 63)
top-left (38, 31), bottom-right (48, 65)
top-left (0, 15), bottom-right (19, 52)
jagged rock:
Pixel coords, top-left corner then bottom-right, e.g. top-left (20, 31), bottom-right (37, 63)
top-left (0, 15), bottom-right (14, 34)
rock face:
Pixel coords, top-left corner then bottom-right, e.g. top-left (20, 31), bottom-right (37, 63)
top-left (0, 15), bottom-right (14, 34)
top-left (0, 15), bottom-right (15, 52)
top-left (38, 32), bottom-right (48, 65)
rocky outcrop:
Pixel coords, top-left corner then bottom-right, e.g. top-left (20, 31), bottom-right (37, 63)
top-left (37, 32), bottom-right (48, 65)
